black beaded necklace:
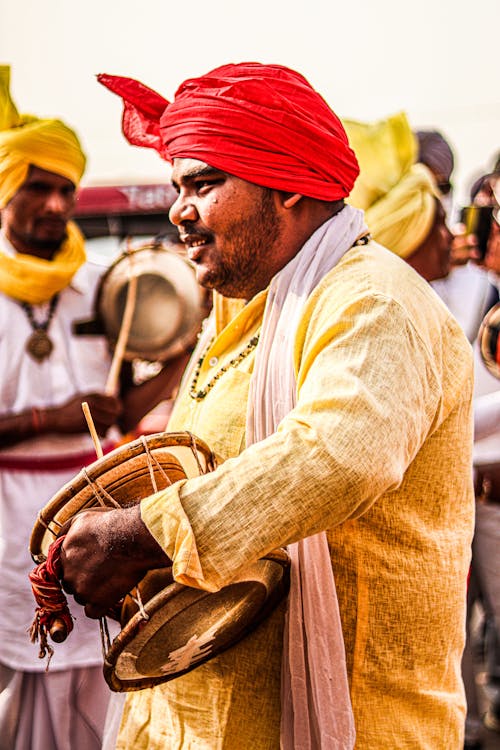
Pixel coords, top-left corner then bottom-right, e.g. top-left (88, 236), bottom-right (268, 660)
top-left (189, 334), bottom-right (260, 401)
top-left (187, 233), bottom-right (371, 402)
top-left (21, 295), bottom-right (59, 363)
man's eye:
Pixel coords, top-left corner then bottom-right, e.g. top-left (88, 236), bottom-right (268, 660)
top-left (27, 183), bottom-right (48, 194)
top-left (196, 179), bottom-right (222, 195)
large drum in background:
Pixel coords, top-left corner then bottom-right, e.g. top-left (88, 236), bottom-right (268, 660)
top-left (479, 302), bottom-right (500, 380)
top-left (30, 432), bottom-right (290, 691)
top-left (96, 241), bottom-right (207, 362)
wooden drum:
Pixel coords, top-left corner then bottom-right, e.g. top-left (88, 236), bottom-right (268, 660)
top-left (30, 431), bottom-right (290, 691)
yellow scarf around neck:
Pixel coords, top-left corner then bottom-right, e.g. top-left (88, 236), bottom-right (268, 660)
top-left (0, 220), bottom-right (87, 304)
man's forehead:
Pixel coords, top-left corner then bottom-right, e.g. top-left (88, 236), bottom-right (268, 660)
top-left (25, 164), bottom-right (75, 188)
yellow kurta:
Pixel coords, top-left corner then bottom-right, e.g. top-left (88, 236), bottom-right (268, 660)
top-left (118, 242), bottom-right (474, 749)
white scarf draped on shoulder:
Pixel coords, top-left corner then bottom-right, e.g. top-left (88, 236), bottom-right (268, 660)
top-left (247, 204), bottom-right (368, 750)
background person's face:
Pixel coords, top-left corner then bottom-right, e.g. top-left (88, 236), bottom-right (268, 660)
top-left (406, 200), bottom-right (453, 282)
top-left (1, 165), bottom-right (76, 258)
top-left (169, 159), bottom-right (285, 299)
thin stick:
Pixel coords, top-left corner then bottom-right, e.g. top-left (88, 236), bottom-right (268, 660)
top-left (105, 248), bottom-right (138, 396)
top-left (80, 401), bottom-right (107, 643)
top-left (81, 401), bottom-right (104, 459)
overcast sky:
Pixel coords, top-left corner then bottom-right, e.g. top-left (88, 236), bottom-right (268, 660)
top-left (2, 0), bottom-right (499, 205)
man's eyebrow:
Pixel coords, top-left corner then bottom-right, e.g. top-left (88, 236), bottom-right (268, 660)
top-left (171, 165), bottom-right (221, 186)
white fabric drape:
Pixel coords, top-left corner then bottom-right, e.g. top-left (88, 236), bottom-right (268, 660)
top-left (246, 205), bottom-right (367, 749)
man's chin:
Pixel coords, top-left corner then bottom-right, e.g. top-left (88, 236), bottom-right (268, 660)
top-left (30, 234), bottom-right (67, 254)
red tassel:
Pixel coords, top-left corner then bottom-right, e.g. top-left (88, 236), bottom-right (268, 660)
top-left (29, 535), bottom-right (74, 669)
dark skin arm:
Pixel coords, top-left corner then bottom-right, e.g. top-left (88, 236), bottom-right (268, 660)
top-left (60, 504), bottom-right (171, 619)
top-left (0, 391), bottom-right (122, 448)
top-left (118, 349), bottom-right (191, 434)
top-left (0, 349), bottom-right (191, 448)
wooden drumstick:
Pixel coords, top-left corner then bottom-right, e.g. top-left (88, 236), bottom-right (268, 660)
top-left (82, 401), bottom-right (104, 459)
top-left (105, 249), bottom-right (138, 396)
top-left (50, 619), bottom-right (69, 643)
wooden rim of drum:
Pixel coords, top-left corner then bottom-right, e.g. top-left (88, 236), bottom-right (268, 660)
top-left (30, 431), bottom-right (216, 563)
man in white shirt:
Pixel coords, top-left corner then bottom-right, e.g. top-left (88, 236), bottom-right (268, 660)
top-left (0, 65), bottom-right (182, 750)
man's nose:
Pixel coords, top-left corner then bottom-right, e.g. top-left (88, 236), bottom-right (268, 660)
top-left (45, 190), bottom-right (68, 213)
top-left (169, 195), bottom-right (198, 226)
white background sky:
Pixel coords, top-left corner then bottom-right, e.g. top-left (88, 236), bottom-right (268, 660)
top-left (2, 0), bottom-right (499, 205)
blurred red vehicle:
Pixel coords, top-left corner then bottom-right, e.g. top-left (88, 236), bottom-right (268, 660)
top-left (74, 182), bottom-right (178, 243)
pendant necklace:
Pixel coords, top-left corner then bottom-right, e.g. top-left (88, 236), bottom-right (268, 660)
top-left (21, 295), bottom-right (59, 363)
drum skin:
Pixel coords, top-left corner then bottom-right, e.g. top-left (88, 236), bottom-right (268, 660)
top-left (96, 241), bottom-right (206, 362)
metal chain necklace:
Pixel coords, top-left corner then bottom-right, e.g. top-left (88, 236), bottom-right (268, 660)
top-left (21, 295), bottom-right (59, 363)
top-left (189, 333), bottom-right (260, 401)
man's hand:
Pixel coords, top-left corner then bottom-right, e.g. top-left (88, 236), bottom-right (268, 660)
top-left (60, 505), bottom-right (171, 619)
top-left (47, 392), bottom-right (123, 436)
top-left (0, 391), bottom-right (123, 448)
top-left (450, 224), bottom-right (480, 267)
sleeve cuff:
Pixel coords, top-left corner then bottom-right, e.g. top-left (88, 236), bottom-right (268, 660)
top-left (140, 484), bottom-right (219, 592)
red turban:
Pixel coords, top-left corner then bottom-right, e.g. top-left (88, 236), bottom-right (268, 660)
top-left (98, 63), bottom-right (359, 201)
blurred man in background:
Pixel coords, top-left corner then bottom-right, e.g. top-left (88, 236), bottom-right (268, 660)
top-left (0, 65), bottom-right (184, 750)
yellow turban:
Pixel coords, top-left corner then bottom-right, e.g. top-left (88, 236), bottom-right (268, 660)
top-left (344, 112), bottom-right (440, 259)
top-left (0, 65), bottom-right (86, 208)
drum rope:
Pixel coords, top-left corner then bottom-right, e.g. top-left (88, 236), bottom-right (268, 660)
top-left (82, 468), bottom-right (122, 508)
top-left (187, 431), bottom-right (205, 475)
top-left (140, 435), bottom-right (178, 491)
top-left (99, 614), bottom-right (112, 656)
top-left (145, 438), bottom-right (159, 492)
top-left (35, 509), bottom-right (61, 537)
top-left (129, 587), bottom-right (150, 621)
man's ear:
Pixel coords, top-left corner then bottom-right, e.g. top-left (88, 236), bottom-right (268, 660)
top-left (273, 190), bottom-right (304, 211)
top-left (274, 191), bottom-right (303, 209)
top-left (283, 193), bottom-right (303, 209)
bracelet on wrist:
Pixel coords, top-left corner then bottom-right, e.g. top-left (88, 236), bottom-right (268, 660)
top-left (31, 407), bottom-right (45, 434)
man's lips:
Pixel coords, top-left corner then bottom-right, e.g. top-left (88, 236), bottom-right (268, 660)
top-left (36, 217), bottom-right (66, 233)
top-left (180, 233), bottom-right (211, 261)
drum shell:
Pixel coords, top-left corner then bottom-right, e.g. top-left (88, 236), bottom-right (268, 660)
top-left (30, 431), bottom-right (216, 564)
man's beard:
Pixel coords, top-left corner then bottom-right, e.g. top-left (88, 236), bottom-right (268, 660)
top-left (29, 235), bottom-right (67, 253)
top-left (211, 189), bottom-right (283, 298)
top-left (12, 226), bottom-right (68, 256)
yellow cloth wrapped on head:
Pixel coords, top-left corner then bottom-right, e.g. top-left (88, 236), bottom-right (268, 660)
top-left (0, 66), bottom-right (86, 207)
top-left (344, 111), bottom-right (440, 259)
top-left (0, 65), bottom-right (87, 303)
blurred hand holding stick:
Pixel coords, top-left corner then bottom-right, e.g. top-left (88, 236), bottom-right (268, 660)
top-left (105, 248), bottom-right (138, 396)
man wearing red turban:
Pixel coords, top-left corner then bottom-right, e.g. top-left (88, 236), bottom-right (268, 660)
top-left (60, 63), bottom-right (474, 750)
